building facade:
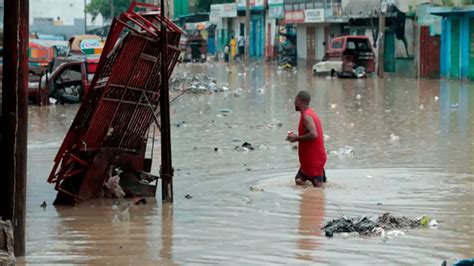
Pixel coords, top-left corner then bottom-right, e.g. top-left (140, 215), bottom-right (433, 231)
top-left (431, 6), bottom-right (474, 80)
top-left (29, 0), bottom-right (104, 38)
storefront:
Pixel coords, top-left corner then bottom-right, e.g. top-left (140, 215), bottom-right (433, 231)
top-left (236, 0), bottom-right (265, 58)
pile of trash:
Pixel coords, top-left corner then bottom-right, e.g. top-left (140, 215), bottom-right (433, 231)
top-left (170, 73), bottom-right (225, 93)
top-left (323, 212), bottom-right (438, 237)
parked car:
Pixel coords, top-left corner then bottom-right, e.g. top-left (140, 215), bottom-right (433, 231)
top-left (179, 31), bottom-right (207, 62)
top-left (28, 55), bottom-right (99, 104)
top-left (312, 36), bottom-right (376, 78)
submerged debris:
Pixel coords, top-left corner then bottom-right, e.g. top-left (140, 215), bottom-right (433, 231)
top-left (323, 213), bottom-right (437, 237)
top-left (170, 73), bottom-right (224, 93)
top-left (327, 146), bottom-right (354, 157)
top-left (103, 168), bottom-right (126, 198)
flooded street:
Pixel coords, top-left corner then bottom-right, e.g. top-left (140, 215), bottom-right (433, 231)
top-left (22, 63), bottom-right (473, 264)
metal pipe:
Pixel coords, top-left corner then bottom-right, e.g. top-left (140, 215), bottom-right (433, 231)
top-left (0, 0), bottom-right (29, 256)
top-left (160, 0), bottom-right (173, 202)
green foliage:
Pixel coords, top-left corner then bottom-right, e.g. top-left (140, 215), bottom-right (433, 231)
top-left (461, 0), bottom-right (474, 5)
top-left (86, 0), bottom-right (131, 21)
top-left (196, 0), bottom-right (234, 12)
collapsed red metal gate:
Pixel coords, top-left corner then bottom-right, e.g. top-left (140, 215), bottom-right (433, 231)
top-left (47, 1), bottom-right (183, 204)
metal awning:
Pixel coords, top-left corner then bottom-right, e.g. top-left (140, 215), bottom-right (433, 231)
top-left (430, 6), bottom-right (474, 16)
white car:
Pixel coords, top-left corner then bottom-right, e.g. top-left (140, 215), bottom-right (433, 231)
top-left (312, 60), bottom-right (343, 77)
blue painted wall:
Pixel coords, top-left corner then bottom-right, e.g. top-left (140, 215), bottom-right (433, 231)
top-left (440, 12), bottom-right (474, 79)
top-left (461, 14), bottom-right (470, 78)
top-left (250, 14), bottom-right (264, 58)
top-left (440, 18), bottom-right (450, 77)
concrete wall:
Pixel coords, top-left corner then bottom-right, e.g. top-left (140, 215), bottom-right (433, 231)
top-left (316, 25), bottom-right (325, 60)
top-left (296, 26), bottom-right (307, 59)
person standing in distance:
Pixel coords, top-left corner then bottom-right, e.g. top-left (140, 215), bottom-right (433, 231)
top-left (286, 91), bottom-right (327, 187)
top-left (238, 34), bottom-right (245, 60)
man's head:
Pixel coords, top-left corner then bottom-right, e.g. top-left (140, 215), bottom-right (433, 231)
top-left (295, 91), bottom-right (311, 111)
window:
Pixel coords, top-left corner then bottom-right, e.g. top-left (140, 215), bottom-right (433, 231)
top-left (347, 38), bottom-right (371, 51)
top-left (347, 41), bottom-right (356, 50)
top-left (331, 40), bottom-right (342, 49)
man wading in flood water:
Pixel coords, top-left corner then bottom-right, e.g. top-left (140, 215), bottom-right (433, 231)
top-left (286, 91), bottom-right (327, 187)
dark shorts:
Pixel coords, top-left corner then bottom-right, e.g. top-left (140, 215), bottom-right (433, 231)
top-left (295, 169), bottom-right (326, 187)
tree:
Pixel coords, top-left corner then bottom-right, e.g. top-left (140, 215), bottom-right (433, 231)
top-left (86, 0), bottom-right (131, 21)
top-left (196, 0), bottom-right (234, 12)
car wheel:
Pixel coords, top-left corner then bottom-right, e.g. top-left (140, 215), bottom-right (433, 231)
top-left (354, 66), bottom-right (366, 79)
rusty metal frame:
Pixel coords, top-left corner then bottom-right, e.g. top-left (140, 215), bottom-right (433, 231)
top-left (47, 1), bottom-right (182, 204)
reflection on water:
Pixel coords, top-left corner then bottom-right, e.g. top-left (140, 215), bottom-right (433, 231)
top-left (22, 63), bottom-right (473, 264)
top-left (296, 188), bottom-right (324, 262)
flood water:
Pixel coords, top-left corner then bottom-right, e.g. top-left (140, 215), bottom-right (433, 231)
top-left (21, 63), bottom-right (473, 264)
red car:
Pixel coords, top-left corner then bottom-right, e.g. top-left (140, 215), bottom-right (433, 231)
top-left (28, 55), bottom-right (99, 105)
top-left (313, 35), bottom-right (376, 78)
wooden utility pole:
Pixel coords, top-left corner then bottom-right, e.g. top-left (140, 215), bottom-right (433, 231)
top-left (245, 0), bottom-right (250, 62)
top-left (377, 10), bottom-right (386, 78)
top-left (160, 0), bottom-right (174, 203)
top-left (1, 0), bottom-right (29, 256)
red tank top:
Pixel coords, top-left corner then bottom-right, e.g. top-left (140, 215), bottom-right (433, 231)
top-left (298, 108), bottom-right (326, 177)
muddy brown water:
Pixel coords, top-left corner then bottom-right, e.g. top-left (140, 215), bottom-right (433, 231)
top-left (21, 63), bottom-right (473, 264)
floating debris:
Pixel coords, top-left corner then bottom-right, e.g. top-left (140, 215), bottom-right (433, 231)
top-left (250, 185), bottom-right (264, 192)
top-left (170, 73), bottom-right (224, 93)
top-left (323, 212), bottom-right (438, 238)
top-left (356, 94), bottom-right (362, 100)
top-left (175, 121), bottom-right (187, 128)
top-left (219, 108), bottom-right (233, 114)
top-left (328, 146), bottom-right (354, 157)
top-left (40, 201), bottom-right (47, 209)
top-left (390, 133), bottom-right (400, 142)
top-left (242, 142), bottom-right (254, 150)
top-left (185, 194), bottom-right (193, 199)
top-left (104, 169), bottom-right (126, 198)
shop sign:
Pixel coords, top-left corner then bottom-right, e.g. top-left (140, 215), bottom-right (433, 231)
top-left (210, 3), bottom-right (237, 18)
top-left (284, 10), bottom-right (304, 23)
top-left (304, 9), bottom-right (324, 23)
